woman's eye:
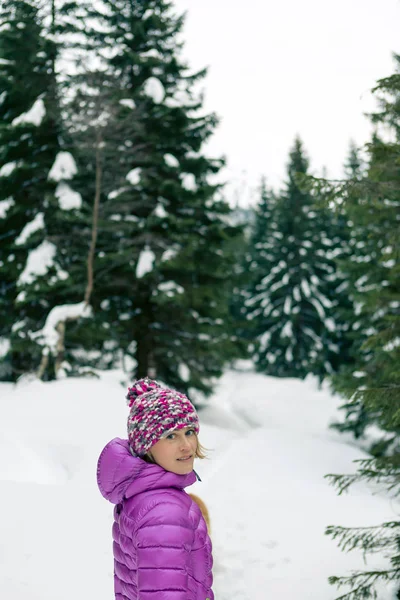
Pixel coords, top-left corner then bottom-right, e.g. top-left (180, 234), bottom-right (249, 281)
top-left (185, 429), bottom-right (195, 436)
top-left (166, 434), bottom-right (175, 440)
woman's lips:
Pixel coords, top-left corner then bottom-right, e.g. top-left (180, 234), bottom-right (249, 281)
top-left (177, 455), bottom-right (193, 461)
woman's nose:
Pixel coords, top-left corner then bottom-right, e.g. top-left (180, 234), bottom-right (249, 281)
top-left (180, 436), bottom-right (191, 451)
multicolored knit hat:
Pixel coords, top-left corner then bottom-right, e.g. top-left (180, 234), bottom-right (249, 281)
top-left (126, 377), bottom-right (200, 456)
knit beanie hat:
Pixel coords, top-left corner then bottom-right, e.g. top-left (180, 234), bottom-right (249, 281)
top-left (126, 377), bottom-right (200, 456)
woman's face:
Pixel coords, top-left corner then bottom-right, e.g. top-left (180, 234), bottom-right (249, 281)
top-left (149, 427), bottom-right (198, 474)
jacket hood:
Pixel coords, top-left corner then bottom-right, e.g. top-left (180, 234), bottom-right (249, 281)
top-left (97, 437), bottom-right (197, 504)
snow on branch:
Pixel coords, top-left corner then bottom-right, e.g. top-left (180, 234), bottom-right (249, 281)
top-left (30, 302), bottom-right (92, 353)
top-left (126, 168), bottom-right (141, 185)
top-left (164, 154), bottom-right (179, 168)
top-left (17, 240), bottom-right (68, 286)
top-left (55, 182), bottom-right (82, 210)
top-left (12, 98), bottom-right (46, 127)
top-left (143, 77), bottom-right (165, 104)
top-left (0, 197), bottom-right (15, 218)
top-left (119, 98), bottom-right (136, 109)
top-left (182, 173), bottom-right (197, 191)
top-left (15, 213), bottom-right (44, 246)
top-left (136, 247), bottom-right (155, 278)
top-left (31, 302), bottom-right (93, 380)
top-left (0, 161), bottom-right (22, 177)
top-left (48, 152), bottom-right (78, 182)
top-left (0, 337), bottom-right (10, 358)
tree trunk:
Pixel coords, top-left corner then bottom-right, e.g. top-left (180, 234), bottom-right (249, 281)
top-left (51, 131), bottom-right (102, 378)
top-left (38, 131), bottom-right (102, 380)
top-left (54, 321), bottom-right (66, 376)
top-left (84, 129), bottom-right (102, 306)
top-left (37, 352), bottom-right (49, 381)
top-left (136, 334), bottom-right (150, 379)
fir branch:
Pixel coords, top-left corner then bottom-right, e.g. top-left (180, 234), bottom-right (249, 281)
top-left (325, 472), bottom-right (359, 494)
top-left (328, 567), bottom-right (400, 600)
top-left (326, 521), bottom-right (400, 555)
top-left (326, 455), bottom-right (400, 495)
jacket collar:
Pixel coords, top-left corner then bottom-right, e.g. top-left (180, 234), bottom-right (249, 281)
top-left (97, 437), bottom-right (197, 504)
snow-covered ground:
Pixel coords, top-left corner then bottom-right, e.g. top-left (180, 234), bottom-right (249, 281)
top-left (0, 367), bottom-right (398, 599)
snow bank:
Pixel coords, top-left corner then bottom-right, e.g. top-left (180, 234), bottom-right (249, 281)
top-left (0, 428), bottom-right (68, 485)
top-left (0, 369), bottom-right (398, 600)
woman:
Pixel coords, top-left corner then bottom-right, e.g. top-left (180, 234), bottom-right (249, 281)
top-left (97, 377), bottom-right (214, 600)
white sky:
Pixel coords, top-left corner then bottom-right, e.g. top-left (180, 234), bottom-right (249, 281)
top-left (173, 0), bottom-right (400, 205)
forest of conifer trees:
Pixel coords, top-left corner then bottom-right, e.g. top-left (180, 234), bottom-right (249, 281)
top-left (0, 2), bottom-right (399, 598)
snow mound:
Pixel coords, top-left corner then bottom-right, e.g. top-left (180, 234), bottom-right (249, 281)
top-left (0, 368), bottom-right (398, 600)
top-left (0, 429), bottom-right (69, 485)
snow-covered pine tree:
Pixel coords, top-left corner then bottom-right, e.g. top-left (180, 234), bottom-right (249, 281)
top-left (57, 0), bottom-right (243, 394)
top-left (236, 177), bottom-right (276, 350)
top-left (244, 137), bottom-right (344, 379)
top-left (0, 0), bottom-right (82, 380)
top-left (344, 140), bottom-right (364, 180)
top-left (247, 177), bottom-right (276, 280)
top-left (320, 57), bottom-right (400, 600)
top-left (328, 141), bottom-right (376, 440)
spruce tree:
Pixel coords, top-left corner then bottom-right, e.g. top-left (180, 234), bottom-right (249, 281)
top-left (0, 0), bottom-right (56, 378)
top-left (247, 177), bottom-right (276, 280)
top-left (344, 140), bottom-right (364, 180)
top-left (329, 142), bottom-right (375, 440)
top-left (237, 177), bottom-right (276, 351)
top-left (319, 57), bottom-right (400, 600)
top-left (0, 0), bottom-right (86, 381)
top-left (243, 137), bottom-right (344, 379)
top-left (57, 0), bottom-right (243, 394)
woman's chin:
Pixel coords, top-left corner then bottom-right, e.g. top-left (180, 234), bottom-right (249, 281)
top-left (174, 459), bottom-right (194, 474)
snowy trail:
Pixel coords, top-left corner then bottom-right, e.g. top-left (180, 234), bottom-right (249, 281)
top-left (190, 370), bottom-right (399, 600)
top-left (206, 429), bottom-right (398, 599)
top-left (0, 369), bottom-right (399, 600)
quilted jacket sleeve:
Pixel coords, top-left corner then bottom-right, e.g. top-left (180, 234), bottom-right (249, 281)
top-left (134, 500), bottom-right (194, 600)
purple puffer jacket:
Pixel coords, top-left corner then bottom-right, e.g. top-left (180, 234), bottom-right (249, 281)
top-left (97, 438), bottom-right (214, 600)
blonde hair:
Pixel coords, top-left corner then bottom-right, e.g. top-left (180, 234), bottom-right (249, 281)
top-left (142, 434), bottom-right (209, 464)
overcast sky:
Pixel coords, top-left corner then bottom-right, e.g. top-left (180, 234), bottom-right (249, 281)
top-left (173, 0), bottom-right (400, 206)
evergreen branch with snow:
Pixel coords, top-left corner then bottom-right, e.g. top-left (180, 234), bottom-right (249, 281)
top-left (326, 455), bottom-right (400, 495)
top-left (328, 567), bottom-right (400, 600)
